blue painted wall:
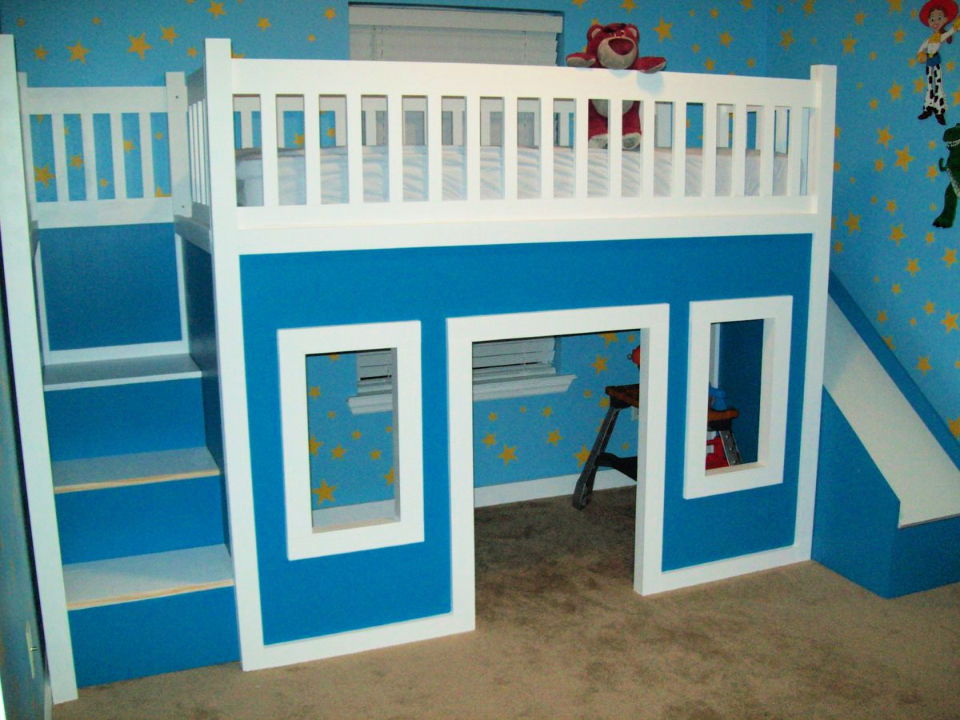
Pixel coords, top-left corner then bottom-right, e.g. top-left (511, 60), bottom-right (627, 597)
top-left (240, 233), bottom-right (810, 644)
top-left (40, 223), bottom-right (182, 351)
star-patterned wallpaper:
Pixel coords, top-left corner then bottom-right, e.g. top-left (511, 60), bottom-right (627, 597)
top-left (0, 0), bottom-right (954, 445)
top-left (303, 332), bottom-right (642, 510)
top-left (767, 0), bottom-right (959, 444)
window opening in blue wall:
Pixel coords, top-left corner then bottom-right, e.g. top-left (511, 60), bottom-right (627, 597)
top-left (472, 328), bottom-right (643, 495)
top-left (306, 349), bottom-right (398, 531)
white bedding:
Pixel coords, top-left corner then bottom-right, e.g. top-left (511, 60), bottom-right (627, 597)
top-left (235, 145), bottom-right (791, 206)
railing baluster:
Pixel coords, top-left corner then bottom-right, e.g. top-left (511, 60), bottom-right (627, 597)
top-left (80, 113), bottom-right (97, 201)
top-left (671, 101), bottom-right (687, 198)
top-left (701, 101), bottom-right (717, 198)
top-left (260, 93), bottom-right (279, 207)
top-left (304, 93), bottom-right (322, 206)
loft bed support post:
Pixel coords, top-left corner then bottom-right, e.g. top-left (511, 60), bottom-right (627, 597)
top-left (166, 71), bottom-right (190, 218)
top-left (201, 37), bottom-right (264, 670)
top-left (795, 64), bottom-right (837, 557)
top-left (0, 34), bottom-right (78, 703)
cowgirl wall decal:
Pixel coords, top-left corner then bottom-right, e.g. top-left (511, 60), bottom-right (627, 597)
top-left (918, 0), bottom-right (960, 124)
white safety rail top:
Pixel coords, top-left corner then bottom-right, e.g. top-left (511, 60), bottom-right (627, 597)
top-left (184, 39), bottom-right (835, 252)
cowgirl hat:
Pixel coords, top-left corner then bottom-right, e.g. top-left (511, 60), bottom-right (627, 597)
top-left (920, 0), bottom-right (959, 27)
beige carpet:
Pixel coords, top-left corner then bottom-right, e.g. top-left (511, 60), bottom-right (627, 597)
top-left (54, 488), bottom-right (960, 719)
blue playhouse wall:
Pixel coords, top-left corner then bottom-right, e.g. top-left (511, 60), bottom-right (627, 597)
top-left (240, 234), bottom-right (811, 643)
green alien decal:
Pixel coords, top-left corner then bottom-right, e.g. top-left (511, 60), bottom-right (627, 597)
top-left (933, 122), bottom-right (960, 228)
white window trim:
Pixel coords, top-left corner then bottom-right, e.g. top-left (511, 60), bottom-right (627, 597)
top-left (684, 296), bottom-right (793, 499)
top-left (278, 320), bottom-right (424, 559)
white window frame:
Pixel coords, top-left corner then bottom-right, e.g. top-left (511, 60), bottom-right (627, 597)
top-left (684, 296), bottom-right (793, 499)
top-left (278, 320), bottom-right (424, 559)
top-left (349, 337), bottom-right (575, 414)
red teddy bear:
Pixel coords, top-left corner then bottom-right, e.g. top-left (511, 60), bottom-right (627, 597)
top-left (565, 23), bottom-right (666, 149)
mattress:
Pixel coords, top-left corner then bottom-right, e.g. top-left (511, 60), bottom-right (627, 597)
top-left (235, 145), bottom-right (792, 207)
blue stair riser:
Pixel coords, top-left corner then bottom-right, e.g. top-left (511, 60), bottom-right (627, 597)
top-left (56, 474), bottom-right (227, 564)
top-left (69, 587), bottom-right (239, 688)
top-left (45, 376), bottom-right (207, 461)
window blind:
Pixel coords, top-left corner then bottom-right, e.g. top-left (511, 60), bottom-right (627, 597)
top-left (349, 5), bottom-right (563, 66)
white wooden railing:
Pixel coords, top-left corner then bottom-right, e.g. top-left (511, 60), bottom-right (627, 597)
top-left (18, 73), bottom-right (188, 229)
top-left (188, 47), bottom-right (826, 235)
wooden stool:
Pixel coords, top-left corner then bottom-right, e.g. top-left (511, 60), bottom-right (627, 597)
top-left (572, 384), bottom-right (739, 510)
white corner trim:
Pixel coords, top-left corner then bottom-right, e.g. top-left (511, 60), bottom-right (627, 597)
top-left (683, 296), bottom-right (792, 500)
top-left (278, 320), bottom-right (424, 559)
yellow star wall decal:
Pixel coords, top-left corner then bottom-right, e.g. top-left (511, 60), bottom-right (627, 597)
top-left (67, 41), bottom-right (90, 63)
top-left (309, 435), bottom-right (322, 455)
top-left (482, 433), bottom-right (496, 447)
top-left (654, 18), bottom-right (673, 42)
top-left (906, 258), bottom-right (920, 276)
top-left (34, 46), bottom-right (47, 61)
top-left (208, 1), bottom-right (226, 19)
top-left (621, 0), bottom-right (636, 12)
top-left (591, 355), bottom-right (608, 373)
top-left (384, 468), bottom-right (396, 485)
top-left (719, 31), bottom-right (733, 47)
top-left (547, 430), bottom-right (561, 445)
top-left (574, 445), bottom-right (591, 467)
top-left (943, 310), bottom-right (959, 333)
top-left (878, 309), bottom-right (889, 323)
top-left (843, 211), bottom-right (861, 233)
top-left (780, 30), bottom-right (795, 50)
top-left (312, 480), bottom-right (337, 505)
top-left (128, 33), bottom-right (152, 61)
top-left (370, 449), bottom-right (382, 460)
top-left (257, 17), bottom-right (271, 31)
top-left (944, 248), bottom-right (958, 268)
top-left (497, 444), bottom-right (517, 465)
top-left (888, 82), bottom-right (902, 100)
top-left (893, 146), bottom-right (914, 170)
top-left (161, 26), bottom-right (178, 44)
top-left (331, 443), bottom-right (346, 459)
top-left (950, 417), bottom-right (960, 440)
top-left (34, 165), bottom-right (54, 187)
top-left (917, 356), bottom-right (932, 375)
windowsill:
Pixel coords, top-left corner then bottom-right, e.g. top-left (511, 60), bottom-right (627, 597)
top-left (347, 372), bottom-right (577, 415)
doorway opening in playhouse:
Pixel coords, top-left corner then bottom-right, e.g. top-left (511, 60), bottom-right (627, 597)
top-left (446, 305), bottom-right (669, 627)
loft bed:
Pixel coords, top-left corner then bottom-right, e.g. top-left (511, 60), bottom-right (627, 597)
top-left (2, 33), bottom-right (836, 701)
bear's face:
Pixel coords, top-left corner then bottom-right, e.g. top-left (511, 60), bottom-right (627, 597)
top-left (587, 23), bottom-right (639, 70)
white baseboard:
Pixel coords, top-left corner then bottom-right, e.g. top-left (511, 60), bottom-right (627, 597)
top-left (474, 469), bottom-right (635, 508)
